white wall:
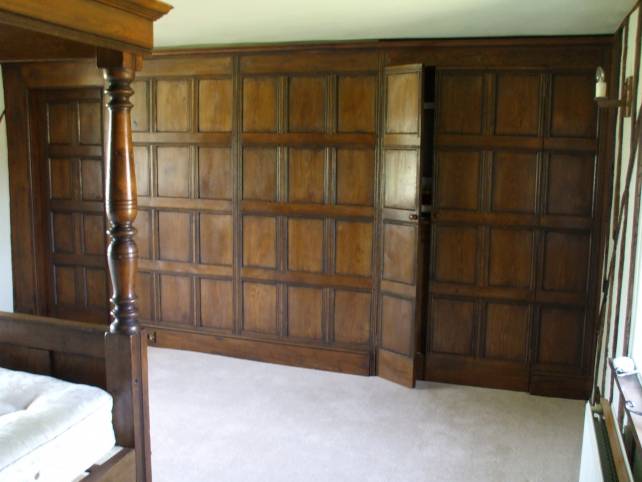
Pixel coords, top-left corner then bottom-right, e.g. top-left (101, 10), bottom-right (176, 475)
top-left (0, 67), bottom-right (13, 311)
top-left (595, 7), bottom-right (642, 411)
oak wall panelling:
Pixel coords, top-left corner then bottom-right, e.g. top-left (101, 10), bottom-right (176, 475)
top-left (237, 51), bottom-right (379, 373)
top-left (27, 88), bottom-right (109, 324)
top-left (426, 66), bottom-right (605, 398)
top-left (5, 35), bottom-right (612, 397)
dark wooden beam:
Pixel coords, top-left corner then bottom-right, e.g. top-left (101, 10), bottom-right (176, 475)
top-left (0, 0), bottom-right (172, 53)
top-left (0, 23), bottom-right (95, 62)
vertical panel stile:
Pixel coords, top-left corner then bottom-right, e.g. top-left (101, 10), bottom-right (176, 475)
top-left (233, 55), bottom-right (242, 336)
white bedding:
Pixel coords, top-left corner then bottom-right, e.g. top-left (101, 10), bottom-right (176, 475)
top-left (0, 367), bottom-right (116, 482)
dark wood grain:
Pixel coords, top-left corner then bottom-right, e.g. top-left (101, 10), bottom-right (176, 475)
top-left (6, 35), bottom-right (610, 399)
top-left (427, 66), bottom-right (602, 398)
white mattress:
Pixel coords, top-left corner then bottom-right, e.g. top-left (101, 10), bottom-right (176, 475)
top-left (0, 367), bottom-right (116, 482)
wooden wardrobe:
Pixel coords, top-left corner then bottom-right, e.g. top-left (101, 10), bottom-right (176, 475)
top-left (6, 36), bottom-right (614, 398)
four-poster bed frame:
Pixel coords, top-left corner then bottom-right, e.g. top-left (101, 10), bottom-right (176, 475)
top-left (0, 1), bottom-right (172, 480)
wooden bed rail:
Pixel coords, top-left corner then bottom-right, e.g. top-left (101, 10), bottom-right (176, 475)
top-left (0, 311), bottom-right (106, 387)
top-left (0, 311), bottom-right (105, 354)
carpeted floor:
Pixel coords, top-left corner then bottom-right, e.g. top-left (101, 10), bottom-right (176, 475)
top-left (148, 347), bottom-right (584, 482)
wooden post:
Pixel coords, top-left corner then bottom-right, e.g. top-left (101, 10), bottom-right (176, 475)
top-left (100, 50), bottom-right (140, 336)
top-left (98, 49), bottom-right (151, 482)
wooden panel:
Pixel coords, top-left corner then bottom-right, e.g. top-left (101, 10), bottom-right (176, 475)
top-left (287, 286), bottom-right (323, 340)
top-left (377, 348), bottom-right (414, 388)
top-left (550, 73), bottom-right (595, 138)
top-left (537, 306), bottom-right (583, 366)
top-left (134, 209), bottom-right (151, 259)
top-left (140, 198), bottom-right (232, 213)
top-left (424, 353), bottom-right (529, 393)
top-left (494, 73), bottom-right (540, 136)
top-left (78, 101), bottom-right (102, 145)
top-left (198, 79), bottom-right (233, 132)
top-left (50, 352), bottom-right (105, 387)
top-left (85, 268), bottom-right (107, 309)
top-left (484, 303), bottom-right (529, 361)
top-left (200, 213), bottom-right (233, 266)
top-left (137, 272), bottom-right (153, 321)
top-left (288, 147), bottom-right (325, 203)
top-left (83, 214), bottom-right (105, 256)
top-left (240, 51), bottom-right (379, 74)
top-left (437, 72), bottom-right (484, 135)
top-left (381, 295), bottom-right (413, 356)
top-left (288, 218), bottom-right (324, 273)
top-left (542, 231), bottom-right (590, 293)
top-left (48, 102), bottom-right (74, 144)
top-left (433, 225), bottom-right (477, 284)
top-left (242, 77), bottom-right (277, 133)
top-left (134, 146), bottom-right (150, 197)
top-left (49, 158), bottom-right (73, 199)
top-left (131, 80), bottom-right (149, 132)
top-left (160, 274), bottom-right (193, 325)
top-left (243, 215), bottom-right (276, 269)
top-left (158, 211), bottom-right (192, 263)
top-left (52, 212), bottom-right (74, 253)
top-left (430, 298), bottom-right (475, 356)
top-left (488, 228), bottom-right (533, 288)
top-left (335, 221), bottom-right (372, 277)
top-left (54, 265), bottom-right (77, 305)
top-left (288, 76), bottom-right (326, 132)
top-left (382, 223), bottom-right (416, 284)
top-left (156, 79), bottom-right (191, 132)
top-left (491, 151), bottom-right (538, 213)
top-left (240, 268), bottom-right (370, 290)
top-left (240, 200), bottom-right (372, 219)
top-left (242, 282), bottom-right (277, 335)
top-left (242, 147), bottom-right (277, 201)
top-left (24, 89), bottom-right (110, 325)
top-left (141, 57), bottom-right (232, 78)
top-left (200, 278), bottom-right (234, 331)
top-left (336, 148), bottom-right (374, 206)
top-left (334, 290), bottom-right (370, 345)
top-left (199, 147), bottom-right (232, 200)
top-left (384, 149), bottom-right (418, 210)
top-left (385, 71), bottom-right (420, 134)
top-left (80, 159), bottom-right (103, 201)
top-left (435, 151), bottom-right (480, 210)
top-left (0, 344), bottom-right (51, 376)
top-left (157, 146), bottom-right (190, 198)
top-left (242, 132), bottom-right (374, 146)
top-left (337, 75), bottom-right (376, 133)
top-left (547, 153), bottom-right (594, 216)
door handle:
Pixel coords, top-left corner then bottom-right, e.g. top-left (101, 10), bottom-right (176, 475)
top-left (409, 213), bottom-right (418, 220)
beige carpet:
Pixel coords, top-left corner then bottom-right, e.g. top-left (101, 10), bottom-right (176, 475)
top-left (148, 347), bottom-right (584, 482)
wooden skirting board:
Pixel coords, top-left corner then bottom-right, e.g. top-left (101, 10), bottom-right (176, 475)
top-left (424, 353), bottom-right (591, 399)
top-left (144, 326), bottom-right (372, 376)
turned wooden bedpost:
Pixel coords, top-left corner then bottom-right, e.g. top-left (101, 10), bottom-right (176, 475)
top-left (102, 52), bottom-right (139, 336)
top-left (98, 49), bottom-right (151, 482)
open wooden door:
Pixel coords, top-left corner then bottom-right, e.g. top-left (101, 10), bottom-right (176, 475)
top-left (377, 64), bottom-right (425, 387)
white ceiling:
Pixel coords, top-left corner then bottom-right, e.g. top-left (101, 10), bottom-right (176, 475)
top-left (154, 0), bottom-right (635, 48)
